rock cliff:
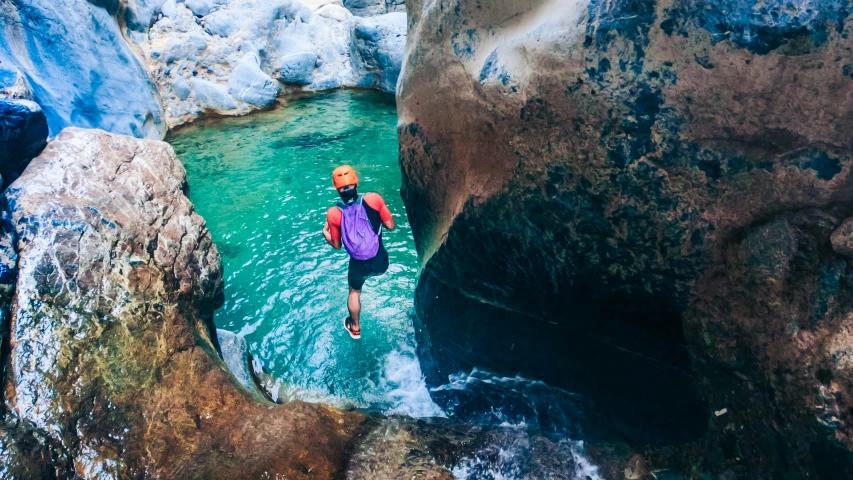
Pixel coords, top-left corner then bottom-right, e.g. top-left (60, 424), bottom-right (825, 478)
top-left (399, 0), bottom-right (853, 476)
top-left (143, 0), bottom-right (405, 128)
top-left (0, 0), bottom-right (406, 136)
top-left (0, 128), bottom-right (365, 478)
top-left (0, 0), bottom-right (166, 138)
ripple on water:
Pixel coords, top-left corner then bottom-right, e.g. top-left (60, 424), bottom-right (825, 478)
top-left (169, 90), bottom-right (440, 416)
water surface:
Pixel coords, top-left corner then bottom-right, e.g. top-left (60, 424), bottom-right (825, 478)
top-left (170, 90), bottom-right (439, 416)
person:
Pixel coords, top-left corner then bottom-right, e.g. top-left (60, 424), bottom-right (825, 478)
top-left (323, 165), bottom-right (395, 339)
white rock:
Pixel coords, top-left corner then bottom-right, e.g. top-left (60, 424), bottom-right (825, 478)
top-left (192, 78), bottom-right (238, 109)
top-left (162, 0), bottom-right (179, 18)
top-left (316, 4), bottom-right (352, 21)
top-left (0, 0), bottom-right (165, 138)
top-left (227, 55), bottom-right (281, 106)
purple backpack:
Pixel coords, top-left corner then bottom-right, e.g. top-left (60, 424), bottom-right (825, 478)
top-left (338, 195), bottom-right (380, 260)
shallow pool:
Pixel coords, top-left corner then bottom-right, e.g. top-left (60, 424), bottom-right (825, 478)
top-left (169, 90), bottom-right (441, 416)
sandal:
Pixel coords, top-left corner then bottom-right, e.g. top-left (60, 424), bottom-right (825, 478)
top-left (344, 316), bottom-right (361, 339)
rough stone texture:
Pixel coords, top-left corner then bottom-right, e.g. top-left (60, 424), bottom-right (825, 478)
top-left (0, 0), bottom-right (166, 138)
top-left (0, 99), bottom-right (48, 189)
top-left (344, 416), bottom-right (589, 480)
top-left (143, 0), bottom-right (404, 128)
top-left (400, 0), bottom-right (853, 476)
top-left (351, 12), bottom-right (406, 93)
top-left (343, 0), bottom-right (404, 17)
top-left (0, 128), bottom-right (365, 478)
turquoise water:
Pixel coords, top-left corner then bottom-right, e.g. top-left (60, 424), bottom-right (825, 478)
top-left (169, 90), bottom-right (440, 415)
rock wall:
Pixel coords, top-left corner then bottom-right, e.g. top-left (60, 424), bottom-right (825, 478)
top-left (399, 0), bottom-right (853, 476)
top-left (142, 0), bottom-right (405, 128)
top-left (0, 128), bottom-right (365, 478)
top-left (0, 0), bottom-right (406, 137)
top-left (0, 0), bottom-right (166, 138)
top-left (343, 0), bottom-right (405, 17)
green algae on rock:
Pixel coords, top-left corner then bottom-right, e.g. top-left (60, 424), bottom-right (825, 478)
top-left (0, 128), bottom-right (365, 478)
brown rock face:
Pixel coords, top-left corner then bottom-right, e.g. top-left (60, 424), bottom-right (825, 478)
top-left (0, 128), bottom-right (365, 478)
top-left (399, 0), bottom-right (853, 475)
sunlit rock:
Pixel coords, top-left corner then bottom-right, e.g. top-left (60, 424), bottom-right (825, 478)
top-left (0, 128), bottom-right (365, 477)
top-left (351, 12), bottom-right (406, 93)
top-left (343, 0), bottom-right (405, 17)
top-left (400, 0), bottom-right (853, 475)
top-left (0, 0), bottom-right (165, 138)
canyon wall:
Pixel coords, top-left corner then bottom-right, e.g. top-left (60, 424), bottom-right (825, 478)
top-left (0, 128), bottom-right (366, 477)
top-left (0, 0), bottom-right (166, 138)
top-left (0, 0), bottom-right (406, 136)
top-left (399, 0), bottom-right (853, 476)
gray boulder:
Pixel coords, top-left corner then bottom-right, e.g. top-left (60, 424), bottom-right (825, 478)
top-left (0, 0), bottom-right (165, 139)
top-left (172, 76), bottom-right (192, 100)
top-left (343, 0), bottom-right (404, 16)
top-left (125, 0), bottom-right (168, 33)
top-left (185, 0), bottom-right (232, 16)
top-left (351, 12), bottom-right (405, 93)
top-left (227, 55), bottom-right (281, 107)
top-left (273, 36), bottom-right (318, 85)
top-left (0, 99), bottom-right (48, 188)
top-left (192, 78), bottom-right (238, 110)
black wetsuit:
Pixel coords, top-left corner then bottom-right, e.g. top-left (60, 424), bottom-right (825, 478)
top-left (346, 200), bottom-right (389, 290)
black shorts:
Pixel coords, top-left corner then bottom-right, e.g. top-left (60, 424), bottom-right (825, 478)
top-left (348, 246), bottom-right (389, 290)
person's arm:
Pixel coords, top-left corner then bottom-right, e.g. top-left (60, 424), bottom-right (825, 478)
top-left (324, 209), bottom-right (342, 250)
top-left (366, 193), bottom-right (396, 231)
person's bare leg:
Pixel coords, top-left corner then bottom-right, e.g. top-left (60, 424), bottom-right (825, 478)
top-left (348, 288), bottom-right (362, 333)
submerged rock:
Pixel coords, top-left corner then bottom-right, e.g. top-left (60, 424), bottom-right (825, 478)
top-left (400, 0), bottom-right (853, 476)
top-left (0, 99), bottom-right (48, 188)
top-left (0, 128), bottom-right (365, 477)
top-left (0, 0), bottom-right (165, 138)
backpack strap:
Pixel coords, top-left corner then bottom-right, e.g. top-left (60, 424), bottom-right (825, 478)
top-left (336, 195), bottom-right (363, 212)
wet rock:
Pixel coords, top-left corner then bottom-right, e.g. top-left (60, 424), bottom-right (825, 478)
top-left (0, 128), bottom-right (365, 477)
top-left (345, 416), bottom-right (589, 480)
top-left (216, 328), bottom-right (269, 398)
top-left (193, 77), bottom-right (238, 110)
top-left (227, 55), bottom-right (281, 107)
top-left (400, 0), bottom-right (853, 476)
top-left (0, 0), bottom-right (165, 138)
top-left (0, 99), bottom-right (48, 189)
top-left (831, 218), bottom-right (853, 257)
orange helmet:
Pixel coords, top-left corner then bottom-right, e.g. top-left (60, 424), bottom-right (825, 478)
top-left (332, 165), bottom-right (358, 189)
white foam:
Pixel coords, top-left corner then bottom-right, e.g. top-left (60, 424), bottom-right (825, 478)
top-left (371, 347), bottom-right (445, 418)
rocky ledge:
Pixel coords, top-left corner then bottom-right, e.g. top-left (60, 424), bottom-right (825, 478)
top-left (0, 128), bottom-right (364, 477)
top-left (399, 0), bottom-right (853, 477)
